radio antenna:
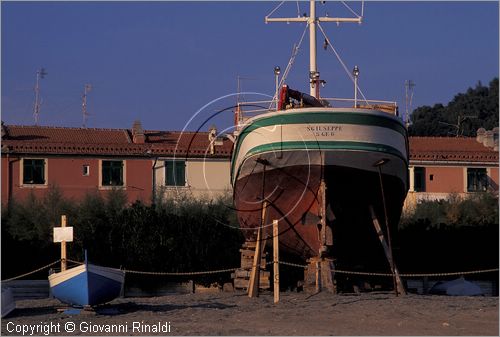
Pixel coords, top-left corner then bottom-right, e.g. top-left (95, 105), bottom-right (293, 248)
top-left (82, 84), bottom-right (92, 127)
top-left (404, 80), bottom-right (415, 129)
top-left (33, 67), bottom-right (47, 126)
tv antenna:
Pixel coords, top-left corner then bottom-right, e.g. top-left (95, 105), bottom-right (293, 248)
top-left (82, 84), bottom-right (92, 127)
top-left (33, 67), bottom-right (47, 126)
top-left (439, 114), bottom-right (477, 137)
top-left (236, 76), bottom-right (257, 105)
top-left (404, 80), bottom-right (415, 129)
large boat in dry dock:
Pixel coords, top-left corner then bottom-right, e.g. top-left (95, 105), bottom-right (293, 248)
top-left (231, 1), bottom-right (409, 276)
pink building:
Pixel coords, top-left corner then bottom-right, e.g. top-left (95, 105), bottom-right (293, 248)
top-left (2, 122), bottom-right (498, 208)
top-left (1, 123), bottom-right (232, 205)
top-left (405, 134), bottom-right (499, 208)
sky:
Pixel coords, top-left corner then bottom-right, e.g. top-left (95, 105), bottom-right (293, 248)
top-left (1, 1), bottom-right (499, 133)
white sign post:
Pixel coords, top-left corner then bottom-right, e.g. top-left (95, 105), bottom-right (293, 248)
top-left (53, 215), bottom-right (73, 271)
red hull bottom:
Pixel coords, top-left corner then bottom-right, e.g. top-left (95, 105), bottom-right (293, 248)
top-left (234, 165), bottom-right (407, 260)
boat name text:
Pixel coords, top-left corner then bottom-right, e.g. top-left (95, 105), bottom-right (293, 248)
top-left (306, 125), bottom-right (343, 137)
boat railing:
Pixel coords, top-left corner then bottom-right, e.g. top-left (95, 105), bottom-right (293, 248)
top-left (235, 97), bottom-right (399, 128)
top-left (322, 97), bottom-right (399, 115)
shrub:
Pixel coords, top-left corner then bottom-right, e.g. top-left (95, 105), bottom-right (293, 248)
top-left (2, 189), bottom-right (243, 285)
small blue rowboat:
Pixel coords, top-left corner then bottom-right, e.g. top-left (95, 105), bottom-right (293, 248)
top-left (48, 253), bottom-right (124, 307)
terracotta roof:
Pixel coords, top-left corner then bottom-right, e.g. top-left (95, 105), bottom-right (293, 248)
top-left (409, 136), bottom-right (498, 163)
top-left (1, 125), bottom-right (233, 158)
top-left (4, 125), bottom-right (131, 144)
top-left (146, 130), bottom-right (233, 156)
top-left (1, 125), bottom-right (497, 162)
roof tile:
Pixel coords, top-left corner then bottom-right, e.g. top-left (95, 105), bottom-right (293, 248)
top-left (2, 126), bottom-right (498, 162)
top-left (2, 125), bottom-right (233, 157)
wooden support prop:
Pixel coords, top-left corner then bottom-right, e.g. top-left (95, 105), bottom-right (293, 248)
top-left (247, 226), bottom-right (262, 297)
top-left (61, 215), bottom-right (67, 272)
top-left (248, 201), bottom-right (268, 298)
top-left (273, 219), bottom-right (279, 304)
top-left (315, 260), bottom-right (321, 293)
top-left (369, 205), bottom-right (406, 296)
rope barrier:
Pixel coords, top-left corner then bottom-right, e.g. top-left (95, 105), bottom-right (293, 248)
top-left (1, 258), bottom-right (497, 281)
top-left (276, 261), bottom-right (499, 278)
top-left (123, 267), bottom-right (239, 276)
top-left (66, 258), bottom-right (84, 265)
top-left (2, 259), bottom-right (61, 282)
top-left (399, 269), bottom-right (499, 278)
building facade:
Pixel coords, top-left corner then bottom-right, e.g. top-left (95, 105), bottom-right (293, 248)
top-left (405, 134), bottom-right (499, 210)
top-left (2, 122), bottom-right (498, 208)
top-left (1, 123), bottom-right (233, 205)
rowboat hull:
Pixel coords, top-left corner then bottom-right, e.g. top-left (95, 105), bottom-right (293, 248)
top-left (232, 108), bottom-right (409, 260)
top-left (1, 288), bottom-right (15, 317)
top-left (49, 263), bottom-right (124, 306)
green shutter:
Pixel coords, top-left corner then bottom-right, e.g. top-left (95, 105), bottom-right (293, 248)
top-left (165, 160), bottom-right (185, 186)
top-left (175, 161), bottom-right (185, 186)
top-left (165, 161), bottom-right (174, 186)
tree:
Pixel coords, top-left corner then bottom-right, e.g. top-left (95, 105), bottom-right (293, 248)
top-left (409, 78), bottom-right (499, 136)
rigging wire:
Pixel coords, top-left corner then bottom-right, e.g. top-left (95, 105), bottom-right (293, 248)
top-left (341, 0), bottom-right (362, 18)
top-left (317, 22), bottom-right (369, 105)
top-left (265, 1), bottom-right (285, 19)
top-left (269, 22), bottom-right (310, 110)
top-left (296, 1), bottom-right (301, 17)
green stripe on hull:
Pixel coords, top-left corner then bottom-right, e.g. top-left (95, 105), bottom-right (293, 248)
top-left (231, 110), bottom-right (408, 181)
top-left (241, 111), bottom-right (406, 137)
top-left (246, 141), bottom-right (407, 161)
top-left (233, 140), bottom-right (408, 184)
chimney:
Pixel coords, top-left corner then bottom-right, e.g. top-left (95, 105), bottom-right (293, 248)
top-left (477, 127), bottom-right (499, 150)
top-left (484, 131), bottom-right (494, 148)
top-left (132, 120), bottom-right (145, 144)
top-left (476, 127), bottom-right (486, 144)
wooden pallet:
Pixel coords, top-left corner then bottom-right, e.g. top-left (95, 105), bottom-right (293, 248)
top-left (232, 242), bottom-right (270, 290)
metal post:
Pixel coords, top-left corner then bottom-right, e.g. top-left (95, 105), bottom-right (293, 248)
top-left (33, 68), bottom-right (47, 126)
top-left (82, 84), bottom-right (92, 128)
top-left (353, 65), bottom-right (359, 108)
top-left (274, 66), bottom-right (281, 110)
top-left (354, 76), bottom-right (358, 107)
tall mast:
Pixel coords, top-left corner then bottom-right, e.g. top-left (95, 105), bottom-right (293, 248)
top-left (265, 0), bottom-right (363, 99)
top-left (309, 0), bottom-right (317, 98)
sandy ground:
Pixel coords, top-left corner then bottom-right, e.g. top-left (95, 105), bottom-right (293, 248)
top-left (2, 291), bottom-right (498, 336)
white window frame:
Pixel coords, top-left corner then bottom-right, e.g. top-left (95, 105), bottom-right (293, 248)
top-left (82, 164), bottom-right (90, 177)
top-left (164, 159), bottom-right (188, 187)
top-left (465, 166), bottom-right (488, 193)
top-left (98, 159), bottom-right (127, 190)
top-left (20, 157), bottom-right (48, 188)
